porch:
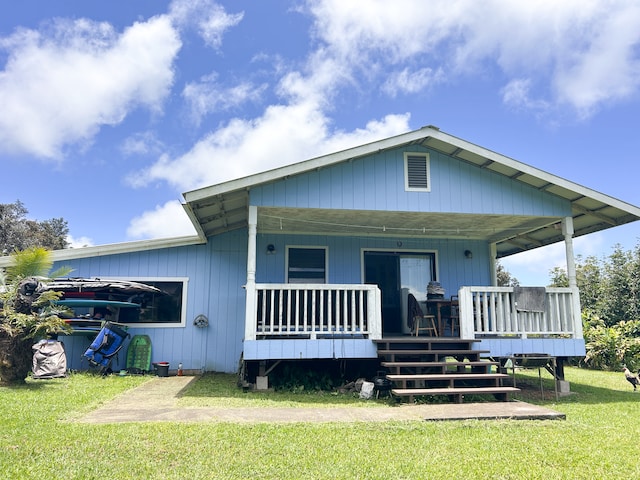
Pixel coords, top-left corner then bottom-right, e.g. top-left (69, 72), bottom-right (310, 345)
top-left (242, 284), bottom-right (585, 361)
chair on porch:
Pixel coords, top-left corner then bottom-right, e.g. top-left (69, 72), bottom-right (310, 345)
top-left (408, 293), bottom-right (438, 336)
top-left (441, 295), bottom-right (459, 336)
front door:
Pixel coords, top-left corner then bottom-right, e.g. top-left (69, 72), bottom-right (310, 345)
top-left (364, 251), bottom-right (436, 335)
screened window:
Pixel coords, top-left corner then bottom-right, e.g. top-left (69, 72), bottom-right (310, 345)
top-left (286, 247), bottom-right (327, 284)
top-left (404, 152), bottom-right (430, 191)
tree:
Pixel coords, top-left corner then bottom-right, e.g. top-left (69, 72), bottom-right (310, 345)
top-left (549, 255), bottom-right (603, 314)
top-left (0, 247), bottom-right (72, 385)
top-left (600, 245), bottom-right (634, 325)
top-left (549, 243), bottom-right (640, 370)
top-left (0, 201), bottom-right (69, 255)
top-left (575, 255), bottom-right (604, 315)
top-left (548, 266), bottom-right (568, 287)
top-left (496, 261), bottom-right (519, 287)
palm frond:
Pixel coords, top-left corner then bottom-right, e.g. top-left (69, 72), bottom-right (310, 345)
top-left (6, 247), bottom-right (53, 281)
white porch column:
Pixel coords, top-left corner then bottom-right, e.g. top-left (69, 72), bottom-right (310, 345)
top-left (244, 206), bottom-right (258, 341)
top-left (562, 217), bottom-right (577, 289)
top-left (562, 216), bottom-right (583, 339)
top-left (489, 243), bottom-right (498, 286)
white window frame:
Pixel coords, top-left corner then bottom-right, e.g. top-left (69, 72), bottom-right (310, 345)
top-left (285, 246), bottom-right (328, 284)
top-left (404, 152), bottom-right (431, 192)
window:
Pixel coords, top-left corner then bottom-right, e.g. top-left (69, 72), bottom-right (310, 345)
top-left (112, 277), bottom-right (187, 326)
top-left (404, 152), bottom-right (430, 191)
top-left (286, 247), bottom-right (327, 284)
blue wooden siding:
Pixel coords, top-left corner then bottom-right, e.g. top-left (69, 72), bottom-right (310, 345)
top-left (251, 146), bottom-right (571, 217)
top-left (479, 338), bottom-right (586, 358)
top-left (52, 230), bottom-right (248, 374)
top-left (256, 233), bottom-right (491, 296)
top-left (243, 339), bottom-right (378, 361)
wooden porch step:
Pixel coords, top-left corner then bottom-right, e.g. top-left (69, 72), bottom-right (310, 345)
top-left (378, 349), bottom-right (490, 357)
top-left (374, 337), bottom-right (479, 345)
top-left (387, 373), bottom-right (509, 389)
top-left (381, 360), bottom-right (498, 369)
top-left (387, 373), bottom-right (509, 382)
top-left (391, 386), bottom-right (519, 397)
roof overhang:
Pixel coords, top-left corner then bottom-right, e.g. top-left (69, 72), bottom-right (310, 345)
top-left (0, 235), bottom-right (205, 267)
top-left (179, 125), bottom-right (640, 257)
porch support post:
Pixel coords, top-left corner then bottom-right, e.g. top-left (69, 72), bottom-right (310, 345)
top-left (489, 243), bottom-right (498, 286)
top-left (244, 206), bottom-right (258, 341)
top-left (562, 217), bottom-right (577, 289)
top-left (562, 216), bottom-right (583, 340)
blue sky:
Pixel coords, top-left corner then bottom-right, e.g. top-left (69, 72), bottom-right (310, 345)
top-left (1, 0), bottom-right (640, 285)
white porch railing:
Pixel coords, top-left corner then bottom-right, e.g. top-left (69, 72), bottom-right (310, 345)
top-left (458, 286), bottom-right (583, 340)
top-left (244, 284), bottom-right (382, 341)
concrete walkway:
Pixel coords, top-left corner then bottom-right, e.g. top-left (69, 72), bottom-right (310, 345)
top-left (76, 376), bottom-right (566, 424)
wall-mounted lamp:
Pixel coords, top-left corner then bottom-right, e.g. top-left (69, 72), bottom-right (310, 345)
top-left (266, 244), bottom-right (276, 255)
top-left (464, 249), bottom-right (473, 259)
top-left (193, 314), bottom-right (209, 328)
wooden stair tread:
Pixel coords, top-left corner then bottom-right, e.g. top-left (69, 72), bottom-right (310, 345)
top-left (381, 361), bottom-right (497, 367)
top-left (392, 387), bottom-right (520, 396)
top-left (387, 373), bottom-right (509, 381)
top-left (374, 338), bottom-right (479, 344)
top-left (378, 349), bottom-right (490, 356)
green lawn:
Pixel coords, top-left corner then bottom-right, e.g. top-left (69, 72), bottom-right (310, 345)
top-left (1, 367), bottom-right (639, 479)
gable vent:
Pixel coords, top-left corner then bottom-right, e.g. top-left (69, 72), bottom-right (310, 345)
top-left (404, 153), bottom-right (430, 191)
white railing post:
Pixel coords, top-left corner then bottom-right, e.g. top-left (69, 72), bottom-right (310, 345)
top-left (368, 286), bottom-right (383, 339)
top-left (571, 286), bottom-right (583, 339)
top-left (458, 287), bottom-right (474, 339)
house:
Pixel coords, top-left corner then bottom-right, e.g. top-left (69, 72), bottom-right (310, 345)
top-left (4, 126), bottom-right (640, 395)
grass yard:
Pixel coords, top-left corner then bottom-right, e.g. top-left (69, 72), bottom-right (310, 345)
top-left (1, 367), bottom-right (639, 479)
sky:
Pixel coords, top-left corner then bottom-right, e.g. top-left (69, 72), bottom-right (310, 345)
top-left (1, 0), bottom-right (640, 286)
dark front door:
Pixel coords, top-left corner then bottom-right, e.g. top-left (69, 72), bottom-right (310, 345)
top-left (364, 253), bottom-right (401, 334)
top-left (364, 251), bottom-right (436, 335)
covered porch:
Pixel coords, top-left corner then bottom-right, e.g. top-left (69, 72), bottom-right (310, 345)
top-left (242, 282), bottom-right (583, 361)
top-left (242, 203), bottom-right (585, 361)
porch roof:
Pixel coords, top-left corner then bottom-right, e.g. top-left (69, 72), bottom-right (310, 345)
top-left (182, 126), bottom-right (640, 258)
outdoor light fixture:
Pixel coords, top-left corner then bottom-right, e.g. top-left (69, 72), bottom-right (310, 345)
top-left (193, 314), bottom-right (209, 328)
top-left (464, 249), bottom-right (473, 259)
top-left (266, 244), bottom-right (276, 254)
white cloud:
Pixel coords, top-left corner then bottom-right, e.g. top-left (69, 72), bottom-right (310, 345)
top-left (121, 131), bottom-right (165, 157)
top-left (382, 67), bottom-right (445, 97)
top-left (66, 235), bottom-right (94, 249)
top-left (169, 0), bottom-right (243, 49)
top-left (501, 79), bottom-right (551, 114)
top-left (126, 200), bottom-right (197, 239)
top-left (182, 72), bottom-right (267, 125)
top-left (553, 6), bottom-right (640, 118)
top-left (0, 15), bottom-right (180, 159)
top-left (129, 98), bottom-right (411, 192)
top-left (307, 0), bottom-right (640, 117)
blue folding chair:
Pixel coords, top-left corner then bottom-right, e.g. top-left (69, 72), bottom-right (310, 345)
top-left (83, 322), bottom-right (129, 375)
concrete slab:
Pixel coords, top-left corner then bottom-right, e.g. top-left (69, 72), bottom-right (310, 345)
top-left (73, 376), bottom-right (566, 424)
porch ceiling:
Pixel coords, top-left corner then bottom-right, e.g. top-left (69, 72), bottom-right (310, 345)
top-left (183, 126), bottom-right (640, 258)
top-left (257, 206), bottom-right (558, 252)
